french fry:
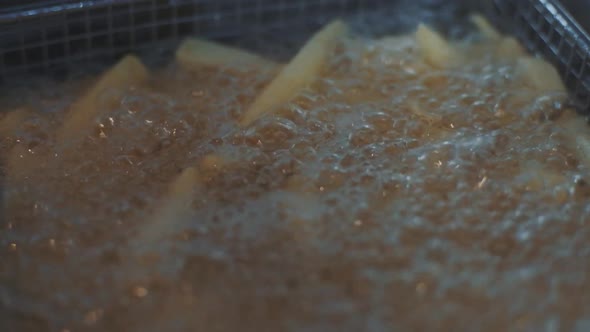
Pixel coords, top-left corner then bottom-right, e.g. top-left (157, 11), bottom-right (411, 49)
top-left (377, 35), bottom-right (416, 51)
top-left (136, 167), bottom-right (200, 246)
top-left (57, 55), bottom-right (149, 144)
top-left (572, 132), bottom-right (590, 168)
top-left (176, 38), bottom-right (278, 70)
top-left (239, 20), bottom-right (348, 126)
top-left (470, 14), bottom-right (502, 40)
top-left (517, 56), bottom-right (566, 93)
top-left (373, 35), bottom-right (431, 77)
top-left (415, 24), bottom-right (459, 68)
top-left (496, 37), bottom-right (526, 59)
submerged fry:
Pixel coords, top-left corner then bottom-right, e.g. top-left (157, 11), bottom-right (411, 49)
top-left (136, 167), bottom-right (200, 246)
top-left (176, 38), bottom-right (278, 70)
top-left (517, 56), bottom-right (566, 93)
top-left (496, 37), bottom-right (526, 59)
top-left (470, 14), bottom-right (502, 40)
top-left (240, 20), bottom-right (348, 126)
top-left (377, 35), bottom-right (416, 51)
top-left (415, 24), bottom-right (458, 68)
top-left (57, 55), bottom-right (149, 144)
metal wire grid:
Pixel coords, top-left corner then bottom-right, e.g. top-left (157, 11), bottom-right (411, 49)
top-left (494, 0), bottom-right (590, 112)
top-left (0, 0), bottom-right (389, 80)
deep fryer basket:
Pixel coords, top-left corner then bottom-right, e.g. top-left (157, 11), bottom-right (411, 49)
top-left (0, 0), bottom-right (398, 77)
top-left (493, 0), bottom-right (590, 113)
top-left (0, 0), bottom-right (589, 113)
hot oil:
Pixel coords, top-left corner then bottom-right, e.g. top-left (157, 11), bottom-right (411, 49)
top-left (1, 6), bottom-right (590, 332)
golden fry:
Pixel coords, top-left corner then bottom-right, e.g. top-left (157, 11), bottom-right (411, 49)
top-left (517, 56), bottom-right (566, 93)
top-left (470, 14), bottom-right (502, 40)
top-left (415, 24), bottom-right (458, 68)
top-left (57, 55), bottom-right (149, 144)
top-left (136, 167), bottom-right (200, 246)
top-left (240, 20), bottom-right (348, 126)
top-left (377, 35), bottom-right (416, 51)
top-left (496, 37), bottom-right (526, 59)
top-left (176, 38), bottom-right (278, 70)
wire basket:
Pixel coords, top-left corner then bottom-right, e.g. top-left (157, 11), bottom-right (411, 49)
top-left (493, 0), bottom-right (590, 113)
top-left (0, 0), bottom-right (389, 77)
top-left (0, 0), bottom-right (589, 112)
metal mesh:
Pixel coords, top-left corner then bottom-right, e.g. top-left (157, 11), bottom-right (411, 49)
top-left (1, 0), bottom-right (590, 112)
top-left (494, 0), bottom-right (590, 112)
top-left (0, 0), bottom-right (389, 79)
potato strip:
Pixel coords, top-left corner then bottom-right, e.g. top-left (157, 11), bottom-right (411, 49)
top-left (517, 57), bottom-right (566, 93)
top-left (415, 24), bottom-right (458, 68)
top-left (135, 167), bottom-right (200, 248)
top-left (57, 55), bottom-right (149, 144)
top-left (239, 20), bottom-right (348, 126)
top-left (470, 14), bottom-right (502, 40)
top-left (176, 38), bottom-right (278, 70)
